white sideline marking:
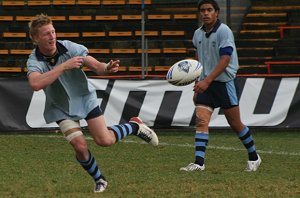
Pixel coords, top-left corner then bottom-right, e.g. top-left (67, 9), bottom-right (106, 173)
top-left (19, 134), bottom-right (300, 157)
top-left (123, 140), bottom-right (300, 157)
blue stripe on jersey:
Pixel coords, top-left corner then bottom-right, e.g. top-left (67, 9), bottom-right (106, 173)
top-left (219, 46), bottom-right (233, 56)
top-left (226, 80), bottom-right (238, 105)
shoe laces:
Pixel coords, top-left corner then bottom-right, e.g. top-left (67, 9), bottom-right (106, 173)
top-left (137, 129), bottom-right (152, 143)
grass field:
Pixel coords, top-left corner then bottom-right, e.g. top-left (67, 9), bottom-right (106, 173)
top-left (0, 130), bottom-right (299, 198)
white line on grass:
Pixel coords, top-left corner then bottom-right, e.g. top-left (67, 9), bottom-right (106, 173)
top-left (19, 134), bottom-right (300, 157)
top-left (123, 140), bottom-right (300, 157)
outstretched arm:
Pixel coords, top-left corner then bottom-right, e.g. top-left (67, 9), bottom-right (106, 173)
top-left (28, 56), bottom-right (85, 91)
top-left (83, 55), bottom-right (120, 75)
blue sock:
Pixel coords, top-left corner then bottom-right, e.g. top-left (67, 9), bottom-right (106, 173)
top-left (238, 127), bottom-right (258, 161)
top-left (110, 122), bottom-right (138, 142)
top-left (194, 132), bottom-right (209, 166)
top-left (77, 150), bottom-right (104, 183)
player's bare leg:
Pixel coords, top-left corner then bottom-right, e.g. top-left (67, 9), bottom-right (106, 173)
top-left (180, 105), bottom-right (212, 171)
top-left (58, 120), bottom-right (107, 192)
top-left (87, 115), bottom-right (158, 146)
top-left (224, 106), bottom-right (262, 171)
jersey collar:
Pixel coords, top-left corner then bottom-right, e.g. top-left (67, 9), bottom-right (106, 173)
top-left (201, 19), bottom-right (221, 38)
top-left (35, 41), bottom-right (68, 61)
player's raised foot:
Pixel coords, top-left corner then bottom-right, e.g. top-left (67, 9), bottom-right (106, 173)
top-left (180, 163), bottom-right (205, 171)
top-left (129, 117), bottom-right (159, 146)
top-left (94, 178), bottom-right (108, 193)
top-left (245, 154), bottom-right (262, 172)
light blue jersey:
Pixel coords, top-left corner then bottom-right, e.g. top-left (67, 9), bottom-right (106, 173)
top-left (192, 20), bottom-right (239, 82)
top-left (27, 40), bottom-right (98, 123)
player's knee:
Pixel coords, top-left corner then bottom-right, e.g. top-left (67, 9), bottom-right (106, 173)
top-left (59, 120), bottom-right (83, 142)
top-left (72, 138), bottom-right (88, 154)
top-left (195, 106), bottom-right (212, 130)
top-left (195, 115), bottom-right (209, 128)
top-left (93, 136), bottom-right (115, 147)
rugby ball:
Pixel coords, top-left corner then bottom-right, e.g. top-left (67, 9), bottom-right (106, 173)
top-left (166, 59), bottom-right (202, 86)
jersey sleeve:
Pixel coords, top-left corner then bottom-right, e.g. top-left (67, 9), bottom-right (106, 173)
top-left (26, 52), bottom-right (45, 76)
top-left (62, 40), bottom-right (89, 57)
top-left (218, 25), bottom-right (235, 49)
top-left (192, 28), bottom-right (200, 49)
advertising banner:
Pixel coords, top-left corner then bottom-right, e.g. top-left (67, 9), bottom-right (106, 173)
top-left (0, 77), bottom-right (300, 131)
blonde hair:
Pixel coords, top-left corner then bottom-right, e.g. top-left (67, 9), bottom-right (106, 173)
top-left (28, 13), bottom-right (52, 43)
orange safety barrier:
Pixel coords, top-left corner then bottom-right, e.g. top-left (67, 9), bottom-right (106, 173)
top-left (161, 31), bottom-right (185, 36)
top-left (88, 49), bottom-right (110, 54)
top-left (82, 32), bottom-right (105, 37)
top-left (137, 49), bottom-right (161, 53)
top-left (135, 31), bottom-right (159, 36)
top-left (112, 49), bottom-right (136, 53)
top-left (2, 32), bottom-right (27, 38)
top-left (121, 15), bottom-right (141, 20)
top-left (154, 66), bottom-right (170, 71)
top-left (27, 0), bottom-right (51, 6)
top-left (77, 0), bottom-right (100, 5)
top-left (108, 31), bottom-right (132, 36)
top-left (128, 0), bottom-right (151, 4)
top-left (52, 0), bottom-right (76, 5)
top-left (69, 16), bottom-right (92, 21)
top-left (147, 14), bottom-right (171, 20)
top-left (49, 16), bottom-right (67, 21)
top-left (0, 67), bottom-right (23, 73)
top-left (102, 0), bottom-right (125, 5)
top-left (10, 49), bottom-right (32, 54)
top-left (162, 48), bottom-right (187, 54)
top-left (278, 26), bottom-right (300, 38)
top-left (95, 15), bottom-right (119, 20)
top-left (56, 32), bottom-right (80, 37)
top-left (16, 16), bottom-right (34, 21)
top-left (0, 16), bottom-right (14, 21)
top-left (265, 61), bottom-right (300, 73)
top-left (2, 1), bottom-right (25, 6)
top-left (0, 50), bottom-right (9, 54)
top-left (173, 14), bottom-right (197, 20)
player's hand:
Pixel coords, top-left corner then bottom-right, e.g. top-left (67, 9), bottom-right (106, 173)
top-left (193, 80), bottom-right (209, 93)
top-left (105, 59), bottom-right (120, 73)
top-left (61, 56), bottom-right (85, 70)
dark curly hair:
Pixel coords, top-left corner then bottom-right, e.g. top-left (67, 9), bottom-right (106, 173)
top-left (198, 0), bottom-right (220, 11)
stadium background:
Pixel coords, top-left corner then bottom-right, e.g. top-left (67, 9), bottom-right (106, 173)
top-left (0, 0), bottom-right (300, 131)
